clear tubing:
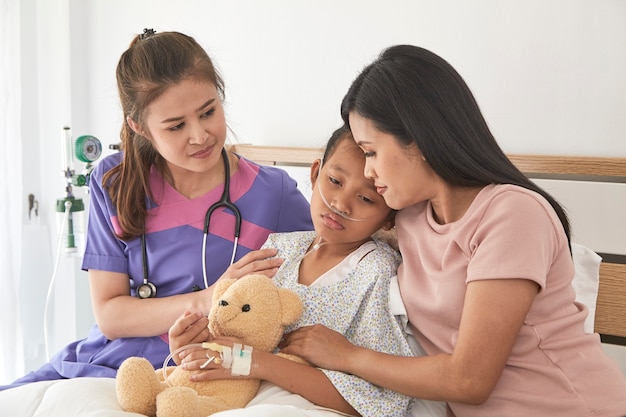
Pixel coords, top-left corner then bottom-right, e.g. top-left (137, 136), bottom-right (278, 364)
top-left (316, 162), bottom-right (388, 222)
top-left (161, 342), bottom-right (205, 386)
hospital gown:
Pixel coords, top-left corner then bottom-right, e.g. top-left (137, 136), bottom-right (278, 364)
top-left (260, 231), bottom-right (413, 417)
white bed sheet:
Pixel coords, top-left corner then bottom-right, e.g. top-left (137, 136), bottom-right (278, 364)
top-left (0, 377), bottom-right (143, 417)
top-left (0, 376), bottom-right (445, 417)
top-left (0, 245), bottom-right (599, 417)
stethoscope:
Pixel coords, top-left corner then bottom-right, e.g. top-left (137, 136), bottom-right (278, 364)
top-left (136, 148), bottom-right (242, 299)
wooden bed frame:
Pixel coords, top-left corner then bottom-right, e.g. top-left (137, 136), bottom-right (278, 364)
top-left (232, 144), bottom-right (626, 346)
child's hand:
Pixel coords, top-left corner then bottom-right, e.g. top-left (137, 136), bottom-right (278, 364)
top-left (181, 336), bottom-right (255, 381)
top-left (168, 311), bottom-right (210, 364)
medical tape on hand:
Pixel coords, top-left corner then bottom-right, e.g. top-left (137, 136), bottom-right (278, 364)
top-left (201, 342), bottom-right (230, 367)
top-left (221, 346), bottom-right (233, 369)
top-left (231, 343), bottom-right (253, 376)
top-left (200, 352), bottom-right (216, 369)
top-left (200, 341), bottom-right (251, 375)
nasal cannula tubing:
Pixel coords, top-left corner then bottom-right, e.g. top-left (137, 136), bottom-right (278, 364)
top-left (316, 160), bottom-right (388, 222)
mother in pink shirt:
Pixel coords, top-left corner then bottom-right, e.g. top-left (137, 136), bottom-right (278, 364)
top-left (282, 45), bottom-right (626, 417)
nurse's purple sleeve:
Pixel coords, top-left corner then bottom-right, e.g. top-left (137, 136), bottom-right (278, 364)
top-left (81, 156), bottom-right (128, 274)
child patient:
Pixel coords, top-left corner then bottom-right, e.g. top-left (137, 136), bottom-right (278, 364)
top-left (169, 125), bottom-right (445, 417)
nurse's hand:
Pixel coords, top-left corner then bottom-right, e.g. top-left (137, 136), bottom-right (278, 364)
top-left (220, 248), bottom-right (284, 280)
top-left (168, 311), bottom-right (210, 365)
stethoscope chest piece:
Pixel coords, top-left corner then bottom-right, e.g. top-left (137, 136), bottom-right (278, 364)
top-left (137, 233), bottom-right (157, 299)
top-left (137, 281), bottom-right (156, 299)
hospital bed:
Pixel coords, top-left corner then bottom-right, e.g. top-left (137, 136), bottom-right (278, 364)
top-left (1, 145), bottom-right (624, 417)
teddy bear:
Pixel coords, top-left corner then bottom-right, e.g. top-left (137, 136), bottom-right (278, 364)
top-left (115, 274), bottom-right (303, 417)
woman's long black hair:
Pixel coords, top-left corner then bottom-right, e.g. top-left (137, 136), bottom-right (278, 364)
top-left (340, 45), bottom-right (570, 243)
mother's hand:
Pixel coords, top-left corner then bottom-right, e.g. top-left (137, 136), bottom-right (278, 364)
top-left (220, 248), bottom-right (284, 280)
top-left (280, 324), bottom-right (356, 372)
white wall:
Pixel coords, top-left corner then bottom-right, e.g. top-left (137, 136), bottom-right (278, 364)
top-left (78, 0), bottom-right (626, 156)
top-left (18, 0), bottom-right (626, 375)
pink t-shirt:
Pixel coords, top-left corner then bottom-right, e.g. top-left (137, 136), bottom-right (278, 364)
top-left (397, 184), bottom-right (626, 417)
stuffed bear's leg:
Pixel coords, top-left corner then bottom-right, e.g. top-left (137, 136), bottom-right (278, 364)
top-left (197, 394), bottom-right (238, 416)
top-left (156, 387), bottom-right (200, 417)
top-left (156, 386), bottom-right (235, 417)
top-left (116, 357), bottom-right (166, 416)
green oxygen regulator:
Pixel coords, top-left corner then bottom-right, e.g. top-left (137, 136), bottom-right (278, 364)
top-left (55, 126), bottom-right (102, 253)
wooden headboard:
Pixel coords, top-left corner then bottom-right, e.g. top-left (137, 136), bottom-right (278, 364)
top-left (232, 144), bottom-right (626, 346)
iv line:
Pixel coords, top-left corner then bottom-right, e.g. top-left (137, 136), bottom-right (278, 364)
top-left (162, 343), bottom-right (205, 385)
top-left (44, 200), bottom-right (72, 361)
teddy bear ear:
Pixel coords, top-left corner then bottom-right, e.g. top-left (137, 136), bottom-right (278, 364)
top-left (212, 278), bottom-right (237, 304)
top-left (277, 288), bottom-right (303, 325)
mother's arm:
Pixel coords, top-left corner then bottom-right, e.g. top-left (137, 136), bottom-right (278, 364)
top-left (282, 278), bottom-right (538, 405)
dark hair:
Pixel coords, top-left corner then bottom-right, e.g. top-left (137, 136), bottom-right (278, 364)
top-left (340, 45), bottom-right (570, 243)
top-left (321, 124), bottom-right (353, 164)
top-left (104, 30), bottom-right (225, 240)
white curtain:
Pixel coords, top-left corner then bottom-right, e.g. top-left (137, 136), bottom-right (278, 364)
top-left (0, 0), bottom-right (24, 384)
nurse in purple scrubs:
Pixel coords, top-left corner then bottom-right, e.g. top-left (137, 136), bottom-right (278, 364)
top-left (2, 29), bottom-right (312, 390)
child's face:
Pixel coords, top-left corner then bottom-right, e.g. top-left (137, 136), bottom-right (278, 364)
top-left (309, 138), bottom-right (393, 247)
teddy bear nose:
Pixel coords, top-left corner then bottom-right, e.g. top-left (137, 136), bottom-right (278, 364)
top-left (219, 300), bottom-right (229, 306)
top-left (242, 304), bottom-right (250, 312)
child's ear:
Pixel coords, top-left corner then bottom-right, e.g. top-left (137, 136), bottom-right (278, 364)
top-left (310, 159), bottom-right (322, 185)
top-left (372, 215), bottom-right (398, 251)
top-left (382, 210), bottom-right (396, 231)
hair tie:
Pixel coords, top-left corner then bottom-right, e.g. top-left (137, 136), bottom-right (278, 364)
top-left (140, 28), bottom-right (156, 40)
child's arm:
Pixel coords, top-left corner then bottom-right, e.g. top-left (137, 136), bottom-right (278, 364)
top-left (254, 350), bottom-right (360, 416)
top-left (182, 340), bottom-right (360, 416)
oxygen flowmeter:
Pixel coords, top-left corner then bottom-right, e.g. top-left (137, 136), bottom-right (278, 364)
top-left (56, 126), bottom-right (102, 253)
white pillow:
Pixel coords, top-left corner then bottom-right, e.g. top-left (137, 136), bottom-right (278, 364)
top-left (390, 243), bottom-right (601, 336)
top-left (571, 243), bottom-right (602, 334)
